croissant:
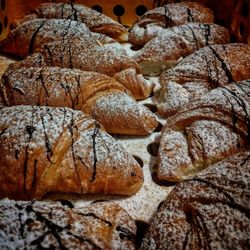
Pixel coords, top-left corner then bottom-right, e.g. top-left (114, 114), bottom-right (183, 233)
top-left (158, 43), bottom-right (250, 117)
top-left (0, 199), bottom-right (137, 249)
top-left (14, 2), bottom-right (129, 42)
top-left (157, 80), bottom-right (250, 182)
top-left (133, 22), bottom-right (230, 75)
top-left (0, 105), bottom-right (143, 199)
top-left (129, 2), bottom-right (214, 45)
top-left (5, 39), bottom-right (153, 100)
top-left (141, 150), bottom-right (250, 249)
top-left (1, 66), bottom-right (158, 135)
top-left (0, 18), bottom-right (118, 58)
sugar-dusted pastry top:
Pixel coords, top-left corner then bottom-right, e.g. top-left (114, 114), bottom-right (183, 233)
top-left (158, 43), bottom-right (250, 117)
top-left (141, 150), bottom-right (250, 249)
top-left (0, 199), bottom-right (136, 249)
top-left (16, 2), bottom-right (129, 42)
top-left (133, 22), bottom-right (230, 75)
top-left (158, 80), bottom-right (250, 182)
top-left (0, 18), bottom-right (118, 58)
top-left (129, 1), bottom-right (214, 45)
top-left (5, 39), bottom-right (153, 100)
top-left (0, 106), bottom-right (143, 199)
top-left (1, 66), bottom-right (158, 135)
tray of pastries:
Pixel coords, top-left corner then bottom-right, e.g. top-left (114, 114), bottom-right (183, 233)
top-left (0, 0), bottom-right (250, 249)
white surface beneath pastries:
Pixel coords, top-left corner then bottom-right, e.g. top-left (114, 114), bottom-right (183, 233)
top-left (0, 43), bottom-right (173, 223)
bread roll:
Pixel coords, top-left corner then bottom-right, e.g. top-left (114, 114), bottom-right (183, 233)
top-left (0, 18), bottom-right (117, 58)
top-left (0, 199), bottom-right (136, 249)
top-left (1, 66), bottom-right (158, 135)
top-left (141, 150), bottom-right (250, 249)
top-left (133, 22), bottom-right (230, 75)
top-left (14, 2), bottom-right (129, 42)
top-left (158, 80), bottom-right (250, 182)
top-left (129, 2), bottom-right (214, 45)
top-left (0, 106), bottom-right (143, 199)
top-left (158, 43), bottom-right (250, 117)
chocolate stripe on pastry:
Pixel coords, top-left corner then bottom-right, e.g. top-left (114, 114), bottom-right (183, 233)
top-left (1, 67), bottom-right (158, 135)
top-left (0, 200), bottom-right (136, 249)
top-left (133, 22), bottom-right (230, 76)
top-left (4, 39), bottom-right (153, 100)
top-left (141, 150), bottom-right (250, 249)
top-left (0, 106), bottom-right (143, 199)
top-left (13, 2), bottom-right (129, 42)
top-left (0, 18), bottom-right (117, 58)
top-left (129, 1), bottom-right (214, 45)
top-left (159, 43), bottom-right (250, 117)
top-left (158, 80), bottom-right (250, 182)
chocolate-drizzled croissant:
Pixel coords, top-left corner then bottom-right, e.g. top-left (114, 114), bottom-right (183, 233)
top-left (158, 43), bottom-right (250, 117)
top-left (5, 39), bottom-right (153, 100)
top-left (0, 18), bottom-right (117, 58)
top-left (0, 199), bottom-right (136, 249)
top-left (158, 80), bottom-right (250, 182)
top-left (14, 2), bottom-right (129, 42)
top-left (1, 67), bottom-right (158, 135)
top-left (141, 150), bottom-right (250, 249)
top-left (129, 2), bottom-right (214, 45)
top-left (0, 106), bottom-right (143, 199)
top-left (133, 22), bottom-right (230, 75)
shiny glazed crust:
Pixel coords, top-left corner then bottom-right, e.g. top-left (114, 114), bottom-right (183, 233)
top-left (0, 200), bottom-right (136, 249)
top-left (1, 66), bottom-right (158, 135)
top-left (158, 80), bottom-right (250, 182)
top-left (129, 1), bottom-right (214, 45)
top-left (0, 106), bottom-right (143, 199)
top-left (141, 150), bottom-right (250, 249)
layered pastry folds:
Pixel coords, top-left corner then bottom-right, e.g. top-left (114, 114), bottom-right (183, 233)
top-left (0, 200), bottom-right (137, 249)
top-left (129, 1), bottom-right (214, 45)
top-left (141, 150), bottom-right (250, 249)
top-left (133, 22), bottom-right (230, 75)
top-left (0, 106), bottom-right (143, 199)
top-left (12, 2), bottom-right (129, 42)
top-left (1, 67), bottom-right (158, 135)
top-left (158, 80), bottom-right (250, 182)
top-left (158, 43), bottom-right (250, 117)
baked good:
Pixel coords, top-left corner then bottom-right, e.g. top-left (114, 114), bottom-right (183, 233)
top-left (1, 66), bottom-right (158, 135)
top-left (0, 199), bottom-right (136, 249)
top-left (133, 22), bottom-right (230, 75)
top-left (141, 150), bottom-right (250, 249)
top-left (0, 105), bottom-right (143, 199)
top-left (129, 2), bottom-right (214, 45)
top-left (158, 80), bottom-right (250, 182)
top-left (158, 43), bottom-right (250, 117)
top-left (0, 18), bottom-right (118, 58)
top-left (5, 39), bottom-right (153, 100)
top-left (14, 2), bottom-right (129, 42)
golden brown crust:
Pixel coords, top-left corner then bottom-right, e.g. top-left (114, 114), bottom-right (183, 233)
top-left (158, 43), bottom-right (250, 117)
top-left (129, 2), bottom-right (214, 45)
top-left (5, 39), bottom-right (153, 100)
top-left (0, 106), bottom-right (143, 199)
top-left (0, 18), bottom-right (117, 58)
top-left (17, 2), bottom-right (129, 42)
top-left (0, 199), bottom-right (136, 249)
top-left (133, 22), bottom-right (230, 75)
top-left (141, 150), bottom-right (250, 249)
top-left (1, 66), bottom-right (158, 135)
top-left (158, 80), bottom-right (250, 182)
